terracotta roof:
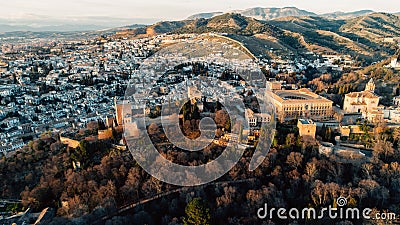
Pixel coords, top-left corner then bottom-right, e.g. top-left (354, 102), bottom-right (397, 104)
top-left (345, 91), bottom-right (379, 98)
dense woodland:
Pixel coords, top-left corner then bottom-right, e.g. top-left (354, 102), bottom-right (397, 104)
top-left (1, 118), bottom-right (400, 225)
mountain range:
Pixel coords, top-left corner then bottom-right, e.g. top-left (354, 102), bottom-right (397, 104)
top-left (118, 11), bottom-right (400, 63)
top-left (0, 7), bottom-right (398, 33)
top-left (2, 6), bottom-right (400, 64)
top-left (187, 7), bottom-right (379, 21)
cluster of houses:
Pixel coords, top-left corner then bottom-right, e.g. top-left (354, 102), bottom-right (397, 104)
top-left (116, 38), bottom-right (273, 147)
top-left (260, 53), bottom-right (355, 75)
top-left (0, 31), bottom-right (399, 161)
top-left (0, 33), bottom-right (190, 156)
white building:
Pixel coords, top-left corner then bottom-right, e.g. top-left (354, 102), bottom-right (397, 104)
top-left (394, 96), bottom-right (400, 106)
top-left (343, 79), bottom-right (382, 121)
top-left (390, 57), bottom-right (400, 69)
top-left (245, 109), bottom-right (271, 127)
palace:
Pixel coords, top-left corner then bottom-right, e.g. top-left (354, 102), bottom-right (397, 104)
top-left (267, 86), bottom-right (333, 122)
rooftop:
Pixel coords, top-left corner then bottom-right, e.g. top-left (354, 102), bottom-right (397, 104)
top-left (346, 91), bottom-right (379, 99)
top-left (299, 119), bottom-right (314, 125)
top-left (270, 88), bottom-right (333, 104)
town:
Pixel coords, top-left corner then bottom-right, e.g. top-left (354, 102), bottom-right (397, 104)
top-left (1, 32), bottom-right (400, 158)
top-left (1, 30), bottom-right (400, 224)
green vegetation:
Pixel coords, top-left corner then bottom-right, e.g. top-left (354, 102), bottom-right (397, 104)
top-left (123, 12), bottom-right (400, 61)
top-left (174, 13), bottom-right (279, 36)
top-left (183, 198), bottom-right (211, 225)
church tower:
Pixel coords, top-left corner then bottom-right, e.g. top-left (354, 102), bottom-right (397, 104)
top-left (365, 78), bottom-right (375, 93)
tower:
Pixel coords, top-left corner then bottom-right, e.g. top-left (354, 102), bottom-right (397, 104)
top-left (365, 78), bottom-right (375, 93)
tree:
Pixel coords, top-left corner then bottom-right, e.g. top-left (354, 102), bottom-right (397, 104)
top-left (286, 152), bottom-right (304, 169)
top-left (79, 140), bottom-right (88, 157)
top-left (183, 198), bottom-right (211, 225)
top-left (393, 128), bottom-right (400, 147)
top-left (285, 133), bottom-right (296, 146)
top-left (304, 159), bottom-right (318, 181)
top-left (148, 123), bottom-right (160, 136)
top-left (393, 128), bottom-right (400, 141)
top-left (373, 137), bottom-right (394, 162)
top-left (182, 102), bottom-right (200, 122)
top-left (215, 110), bottom-right (231, 132)
top-left (320, 125), bottom-right (333, 142)
top-left (362, 163), bottom-right (374, 179)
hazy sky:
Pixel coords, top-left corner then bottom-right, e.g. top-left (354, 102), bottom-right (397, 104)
top-left (1, 0), bottom-right (399, 22)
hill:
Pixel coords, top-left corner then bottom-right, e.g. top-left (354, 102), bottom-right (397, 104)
top-left (115, 20), bottom-right (190, 36)
top-left (119, 12), bottom-right (399, 62)
top-left (146, 21), bottom-right (189, 35)
top-left (235, 7), bottom-right (316, 20)
top-left (267, 16), bottom-right (372, 55)
top-left (175, 13), bottom-right (280, 36)
top-left (187, 12), bottom-right (223, 20)
top-left (187, 7), bottom-right (316, 20)
top-left (187, 7), bottom-right (376, 21)
top-left (340, 13), bottom-right (400, 40)
top-left (267, 13), bottom-right (400, 59)
top-left (321, 10), bottom-right (374, 20)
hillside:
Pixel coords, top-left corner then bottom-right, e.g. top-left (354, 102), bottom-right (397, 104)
top-left (187, 12), bottom-right (223, 20)
top-left (267, 14), bottom-right (400, 59)
top-left (187, 7), bottom-right (316, 20)
top-left (267, 16), bottom-right (367, 55)
top-left (118, 12), bottom-right (399, 62)
top-left (116, 20), bottom-right (190, 37)
top-left (187, 7), bottom-right (376, 21)
top-left (321, 10), bottom-right (374, 20)
top-left (340, 13), bottom-right (400, 40)
top-left (146, 21), bottom-right (189, 35)
top-left (235, 7), bottom-right (316, 20)
top-left (270, 16), bottom-right (344, 32)
top-left (175, 13), bottom-right (281, 36)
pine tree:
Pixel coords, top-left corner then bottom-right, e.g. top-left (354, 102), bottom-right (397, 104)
top-left (183, 198), bottom-right (211, 225)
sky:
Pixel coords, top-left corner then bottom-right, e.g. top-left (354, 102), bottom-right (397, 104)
top-left (0, 0), bottom-right (399, 25)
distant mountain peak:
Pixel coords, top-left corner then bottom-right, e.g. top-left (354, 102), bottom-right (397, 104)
top-left (187, 12), bottom-right (223, 20)
top-left (322, 10), bottom-right (375, 19)
top-left (187, 7), bottom-right (378, 22)
top-left (187, 7), bottom-right (316, 21)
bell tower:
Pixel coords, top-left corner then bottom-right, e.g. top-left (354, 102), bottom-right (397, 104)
top-left (365, 78), bottom-right (375, 93)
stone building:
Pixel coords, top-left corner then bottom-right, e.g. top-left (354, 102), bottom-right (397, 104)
top-left (268, 88), bottom-right (333, 122)
top-left (115, 97), bottom-right (132, 126)
top-left (343, 79), bottom-right (383, 122)
top-left (245, 108), bottom-right (271, 127)
top-left (266, 80), bottom-right (282, 92)
top-left (98, 128), bottom-right (113, 140)
top-left (297, 119), bottom-right (317, 139)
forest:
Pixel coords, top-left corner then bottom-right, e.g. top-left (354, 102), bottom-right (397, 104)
top-left (0, 118), bottom-right (399, 224)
